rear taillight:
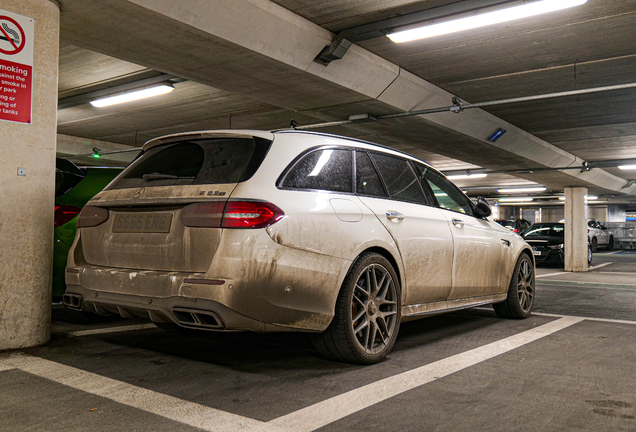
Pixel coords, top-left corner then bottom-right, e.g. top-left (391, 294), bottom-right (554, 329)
top-left (54, 205), bottom-right (81, 228)
top-left (223, 201), bottom-right (284, 228)
top-left (180, 202), bottom-right (225, 227)
top-left (77, 206), bottom-right (109, 228)
top-left (180, 201), bottom-right (284, 229)
top-left (513, 228), bottom-right (519, 233)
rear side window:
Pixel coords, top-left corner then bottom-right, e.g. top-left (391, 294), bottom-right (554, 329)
top-left (355, 151), bottom-right (386, 198)
top-left (106, 138), bottom-right (271, 190)
top-left (280, 149), bottom-right (353, 193)
top-left (368, 153), bottom-right (427, 204)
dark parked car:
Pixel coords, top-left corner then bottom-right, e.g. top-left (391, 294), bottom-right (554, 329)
top-left (495, 218), bottom-right (532, 234)
top-left (522, 222), bottom-right (592, 266)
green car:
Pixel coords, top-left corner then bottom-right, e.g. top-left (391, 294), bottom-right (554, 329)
top-left (54, 159), bottom-right (122, 302)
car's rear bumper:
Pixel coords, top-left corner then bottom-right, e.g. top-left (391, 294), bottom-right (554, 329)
top-left (533, 250), bottom-right (563, 265)
top-left (63, 285), bottom-right (297, 332)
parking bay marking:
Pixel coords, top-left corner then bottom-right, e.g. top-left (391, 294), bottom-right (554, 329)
top-left (535, 262), bottom-right (613, 279)
top-left (268, 317), bottom-right (582, 432)
top-left (66, 323), bottom-right (157, 337)
top-left (471, 308), bottom-right (636, 326)
top-left (2, 317), bottom-right (582, 432)
top-left (589, 262), bottom-right (613, 270)
top-left (0, 353), bottom-right (290, 432)
top-left (532, 312), bottom-right (636, 326)
top-left (536, 271), bottom-right (566, 278)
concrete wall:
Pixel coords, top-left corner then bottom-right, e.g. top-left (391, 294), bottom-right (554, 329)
top-left (588, 206), bottom-right (608, 222)
top-left (0, 0), bottom-right (59, 349)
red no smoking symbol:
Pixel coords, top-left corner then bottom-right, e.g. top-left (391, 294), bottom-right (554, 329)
top-left (0, 16), bottom-right (26, 55)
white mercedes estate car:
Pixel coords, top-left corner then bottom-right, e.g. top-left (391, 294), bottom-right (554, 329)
top-left (64, 130), bottom-right (535, 364)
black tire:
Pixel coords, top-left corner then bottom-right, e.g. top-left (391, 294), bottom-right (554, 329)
top-left (493, 253), bottom-right (535, 319)
top-left (311, 253), bottom-right (401, 364)
top-left (607, 236), bottom-right (614, 251)
top-left (591, 237), bottom-right (598, 253)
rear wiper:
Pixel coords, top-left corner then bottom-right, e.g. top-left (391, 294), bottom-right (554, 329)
top-left (142, 172), bottom-right (194, 181)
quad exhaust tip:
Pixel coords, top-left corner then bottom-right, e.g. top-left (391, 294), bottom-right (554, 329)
top-left (172, 308), bottom-right (224, 329)
top-left (62, 293), bottom-right (83, 310)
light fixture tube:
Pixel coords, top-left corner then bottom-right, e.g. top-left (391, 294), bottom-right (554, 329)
top-left (497, 187), bottom-right (546, 193)
top-left (447, 173), bottom-right (488, 180)
top-left (559, 195), bottom-right (598, 201)
top-left (91, 84), bottom-right (175, 107)
top-left (387, 0), bottom-right (588, 43)
top-left (498, 197), bottom-right (533, 202)
top-left (618, 165), bottom-right (636, 170)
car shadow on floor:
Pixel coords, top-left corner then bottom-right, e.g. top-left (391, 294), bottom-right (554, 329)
top-left (45, 311), bottom-right (502, 373)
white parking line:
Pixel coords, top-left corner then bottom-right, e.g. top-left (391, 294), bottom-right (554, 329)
top-left (589, 262), bottom-right (613, 270)
top-left (66, 323), bottom-right (157, 338)
top-left (536, 271), bottom-right (565, 278)
top-left (597, 271), bottom-right (636, 275)
top-left (533, 312), bottom-right (636, 326)
top-left (268, 317), bottom-right (582, 432)
top-left (0, 364), bottom-right (14, 372)
top-left (470, 308), bottom-right (636, 326)
top-left (0, 353), bottom-right (288, 432)
top-left (537, 280), bottom-right (636, 290)
top-left (535, 261), bottom-right (613, 279)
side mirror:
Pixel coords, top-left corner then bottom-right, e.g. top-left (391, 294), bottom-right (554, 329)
top-left (474, 196), bottom-right (492, 218)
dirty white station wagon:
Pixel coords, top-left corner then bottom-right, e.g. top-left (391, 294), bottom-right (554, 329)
top-left (64, 130), bottom-right (535, 364)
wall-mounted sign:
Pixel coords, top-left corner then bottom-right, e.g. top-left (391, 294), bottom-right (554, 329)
top-left (488, 128), bottom-right (506, 142)
top-left (0, 9), bottom-right (33, 124)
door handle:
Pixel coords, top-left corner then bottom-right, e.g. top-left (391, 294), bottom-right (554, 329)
top-left (386, 211), bottom-right (405, 221)
top-left (452, 218), bottom-right (464, 227)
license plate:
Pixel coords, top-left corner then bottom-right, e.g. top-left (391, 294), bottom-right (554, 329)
top-left (533, 250), bottom-right (542, 256)
top-left (112, 213), bottom-right (173, 233)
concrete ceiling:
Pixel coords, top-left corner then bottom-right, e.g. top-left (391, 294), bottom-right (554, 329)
top-left (55, 0), bottom-right (636, 203)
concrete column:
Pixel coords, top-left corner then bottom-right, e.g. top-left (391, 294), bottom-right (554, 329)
top-left (0, 0), bottom-right (59, 349)
top-left (564, 187), bottom-right (588, 272)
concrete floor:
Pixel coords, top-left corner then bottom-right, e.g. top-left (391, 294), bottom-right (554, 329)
top-left (1, 251), bottom-right (635, 431)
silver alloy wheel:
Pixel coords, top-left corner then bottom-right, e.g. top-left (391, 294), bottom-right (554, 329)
top-left (588, 245), bottom-right (593, 264)
top-left (351, 264), bottom-right (398, 354)
top-left (516, 258), bottom-right (535, 313)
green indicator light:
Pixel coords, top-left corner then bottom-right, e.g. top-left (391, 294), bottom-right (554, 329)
top-left (93, 154), bottom-right (101, 158)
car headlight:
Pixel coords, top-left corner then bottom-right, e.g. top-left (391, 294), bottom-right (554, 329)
top-left (548, 244), bottom-right (564, 250)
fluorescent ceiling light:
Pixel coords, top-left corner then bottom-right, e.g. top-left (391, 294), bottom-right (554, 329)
top-left (498, 197), bottom-right (533, 202)
top-left (447, 173), bottom-right (488, 180)
top-left (618, 165), bottom-right (636, 170)
top-left (497, 187), bottom-right (546, 193)
top-left (387, 0), bottom-right (588, 43)
top-left (91, 84), bottom-right (174, 107)
top-left (559, 195), bottom-right (598, 201)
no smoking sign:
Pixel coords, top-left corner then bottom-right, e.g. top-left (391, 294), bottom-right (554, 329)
top-left (0, 9), bottom-right (33, 125)
top-left (0, 15), bottom-right (26, 55)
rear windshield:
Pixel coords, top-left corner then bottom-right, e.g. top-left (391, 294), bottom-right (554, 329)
top-left (106, 137), bottom-right (271, 190)
top-left (524, 224), bottom-right (564, 237)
